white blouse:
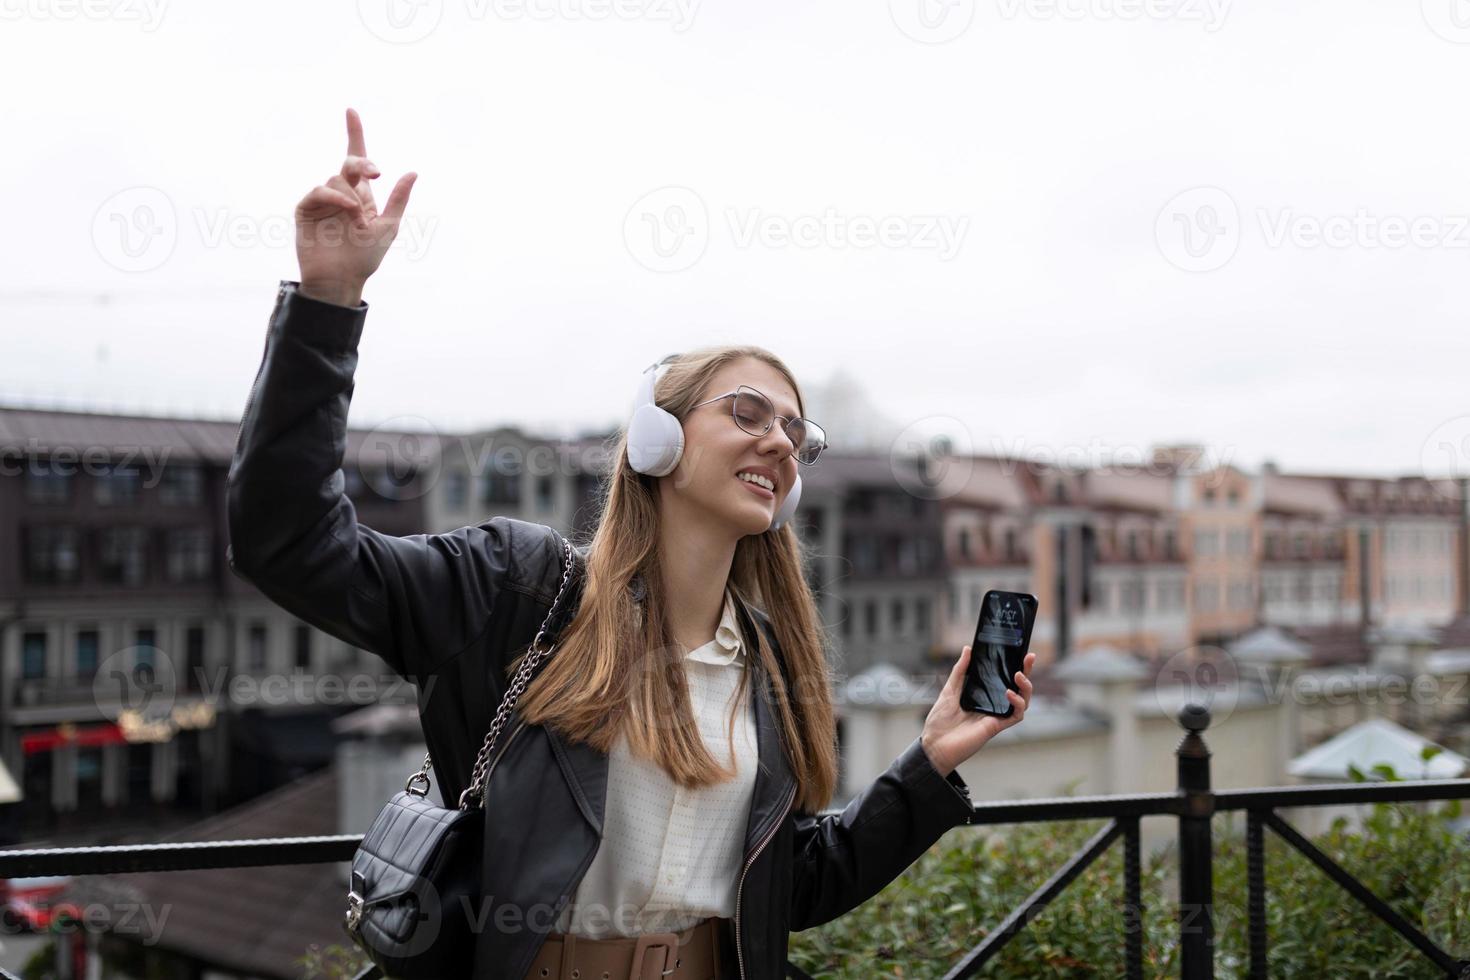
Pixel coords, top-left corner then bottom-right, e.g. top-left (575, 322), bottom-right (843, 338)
top-left (554, 588), bottom-right (759, 938)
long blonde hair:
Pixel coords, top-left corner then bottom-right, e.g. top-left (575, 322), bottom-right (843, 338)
top-left (511, 345), bottom-right (839, 814)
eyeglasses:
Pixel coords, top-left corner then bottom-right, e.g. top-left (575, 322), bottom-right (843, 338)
top-left (689, 385), bottom-right (828, 465)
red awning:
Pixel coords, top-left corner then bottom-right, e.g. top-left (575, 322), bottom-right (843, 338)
top-left (21, 722), bottom-right (128, 755)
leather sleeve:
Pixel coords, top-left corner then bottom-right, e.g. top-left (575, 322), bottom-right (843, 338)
top-left (787, 734), bottom-right (974, 931)
top-left (225, 280), bottom-right (517, 686)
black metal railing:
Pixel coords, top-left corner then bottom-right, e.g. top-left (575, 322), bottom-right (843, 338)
top-left (3, 704), bottom-right (1469, 979)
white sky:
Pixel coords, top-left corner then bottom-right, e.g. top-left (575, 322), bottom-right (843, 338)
top-left (3, 0), bottom-right (1469, 480)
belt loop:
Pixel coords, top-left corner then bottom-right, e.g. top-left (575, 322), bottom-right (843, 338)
top-left (557, 931), bottom-right (578, 980)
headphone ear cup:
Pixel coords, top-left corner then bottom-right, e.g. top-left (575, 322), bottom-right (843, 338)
top-left (626, 404), bottom-right (685, 477)
top-left (769, 472), bottom-right (802, 531)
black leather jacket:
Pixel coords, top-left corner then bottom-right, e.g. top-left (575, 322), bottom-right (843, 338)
top-left (225, 281), bottom-right (978, 979)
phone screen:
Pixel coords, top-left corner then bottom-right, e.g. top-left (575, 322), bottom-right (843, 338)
top-left (961, 590), bottom-right (1038, 717)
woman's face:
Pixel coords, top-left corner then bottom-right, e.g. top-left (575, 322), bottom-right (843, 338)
top-left (667, 356), bottom-right (803, 537)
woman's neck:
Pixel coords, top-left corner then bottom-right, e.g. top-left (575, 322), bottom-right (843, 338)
top-left (656, 519), bottom-right (738, 656)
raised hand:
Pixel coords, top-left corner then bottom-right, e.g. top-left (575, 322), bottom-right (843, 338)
top-left (920, 646), bottom-right (1036, 777)
top-left (294, 107), bottom-right (417, 306)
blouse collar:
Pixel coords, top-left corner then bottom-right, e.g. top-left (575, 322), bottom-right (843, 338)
top-left (684, 588), bottom-right (745, 667)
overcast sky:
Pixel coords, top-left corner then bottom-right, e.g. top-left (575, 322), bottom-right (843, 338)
top-left (3, 0), bottom-right (1469, 482)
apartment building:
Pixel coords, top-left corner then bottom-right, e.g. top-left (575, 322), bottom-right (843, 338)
top-left (0, 406), bottom-right (431, 835)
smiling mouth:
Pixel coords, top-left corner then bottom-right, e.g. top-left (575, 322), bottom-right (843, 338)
top-left (737, 473), bottom-right (776, 498)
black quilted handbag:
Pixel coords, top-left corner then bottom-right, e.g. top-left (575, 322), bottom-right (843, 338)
top-left (343, 535), bottom-right (576, 979)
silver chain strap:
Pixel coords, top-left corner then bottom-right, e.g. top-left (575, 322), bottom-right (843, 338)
top-left (402, 535), bottom-right (577, 811)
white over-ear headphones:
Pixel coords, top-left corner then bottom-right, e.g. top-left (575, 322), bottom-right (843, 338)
top-left (625, 353), bottom-right (802, 531)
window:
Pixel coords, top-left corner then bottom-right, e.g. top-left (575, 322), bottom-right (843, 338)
top-left (535, 476), bottom-right (555, 511)
top-left (1194, 529), bottom-right (1219, 557)
top-left (1125, 531), bottom-right (1140, 560)
top-left (94, 462), bottom-right (141, 506)
top-left (891, 598), bottom-right (906, 634)
top-left (1163, 530), bottom-right (1177, 559)
top-left (248, 623), bottom-right (268, 673)
top-left (165, 528), bottom-right (212, 583)
top-left (25, 526), bottom-right (80, 583)
top-left (1004, 529), bottom-right (1019, 561)
top-left (864, 600), bottom-right (877, 638)
top-left (915, 597), bottom-right (930, 636)
top-left (480, 469), bottom-right (521, 506)
top-left (25, 464), bottom-right (71, 504)
top-left (158, 464), bottom-right (204, 506)
top-left (1193, 580), bottom-right (1219, 611)
top-left (135, 628), bottom-right (156, 670)
top-left (851, 536), bottom-right (879, 574)
top-left (958, 528), bottom-right (971, 559)
top-left (897, 540), bottom-right (919, 575)
top-left (98, 528), bottom-right (148, 585)
top-left (294, 624), bottom-right (312, 671)
top-left (445, 470), bottom-right (469, 510)
top-left (1121, 581), bottom-right (1144, 611)
top-left (75, 629), bottom-right (99, 682)
top-left (1293, 533), bottom-right (1310, 559)
top-left (185, 625), bottom-right (206, 693)
top-left (22, 631), bottom-right (47, 680)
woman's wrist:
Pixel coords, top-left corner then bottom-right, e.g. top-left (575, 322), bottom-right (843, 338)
top-left (299, 278), bottom-right (365, 308)
top-left (919, 732), bottom-right (953, 777)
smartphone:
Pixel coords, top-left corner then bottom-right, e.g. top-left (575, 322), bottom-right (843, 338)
top-left (960, 590), bottom-right (1038, 717)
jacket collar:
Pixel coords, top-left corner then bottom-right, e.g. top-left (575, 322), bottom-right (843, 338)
top-left (542, 570), bottom-right (798, 856)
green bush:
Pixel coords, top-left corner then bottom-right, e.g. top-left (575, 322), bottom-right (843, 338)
top-left (788, 752), bottom-right (1470, 979)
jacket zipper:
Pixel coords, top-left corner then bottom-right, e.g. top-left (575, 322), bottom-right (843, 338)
top-left (733, 780), bottom-right (797, 980)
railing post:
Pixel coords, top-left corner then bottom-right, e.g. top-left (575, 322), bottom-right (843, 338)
top-left (1177, 703), bottom-right (1215, 980)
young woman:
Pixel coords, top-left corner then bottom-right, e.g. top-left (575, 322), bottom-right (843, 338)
top-left (226, 107), bottom-right (1036, 980)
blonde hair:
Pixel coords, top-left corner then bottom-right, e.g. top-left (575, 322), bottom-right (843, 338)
top-left (511, 345), bottom-right (839, 813)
